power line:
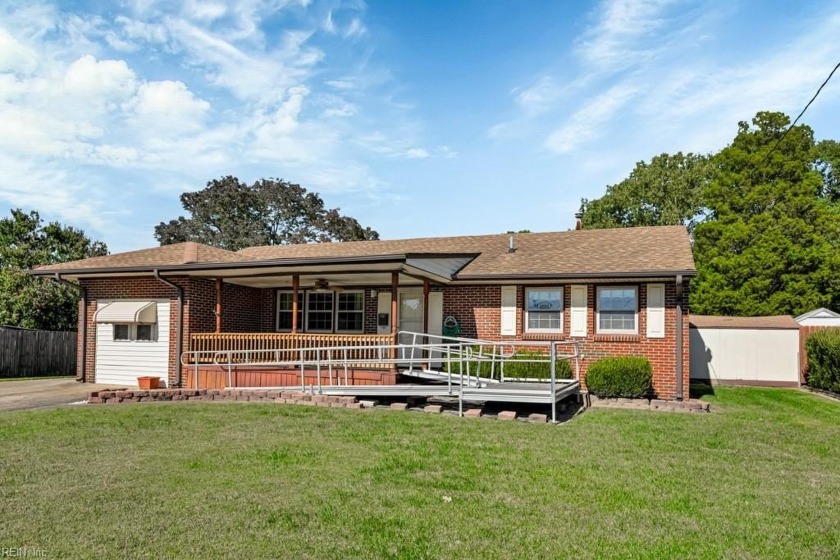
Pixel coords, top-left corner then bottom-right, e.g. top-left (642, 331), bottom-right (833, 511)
top-left (758, 61), bottom-right (840, 170)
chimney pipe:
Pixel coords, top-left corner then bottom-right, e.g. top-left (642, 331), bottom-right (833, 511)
top-left (574, 212), bottom-right (583, 231)
top-left (508, 234), bottom-right (515, 253)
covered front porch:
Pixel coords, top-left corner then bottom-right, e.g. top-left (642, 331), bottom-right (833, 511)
top-left (179, 254), bottom-right (470, 388)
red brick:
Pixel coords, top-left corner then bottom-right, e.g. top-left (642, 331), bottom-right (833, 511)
top-left (498, 411), bottom-right (517, 421)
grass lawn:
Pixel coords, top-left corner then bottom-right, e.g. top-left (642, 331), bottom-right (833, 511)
top-left (1, 387), bottom-right (839, 559)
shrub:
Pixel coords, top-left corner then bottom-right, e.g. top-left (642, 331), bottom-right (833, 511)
top-left (806, 329), bottom-right (840, 393)
top-left (446, 348), bottom-right (575, 380)
top-left (586, 356), bottom-right (652, 398)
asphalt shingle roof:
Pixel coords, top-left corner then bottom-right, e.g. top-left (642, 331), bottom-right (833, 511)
top-left (689, 315), bottom-right (800, 330)
top-left (35, 226), bottom-right (696, 278)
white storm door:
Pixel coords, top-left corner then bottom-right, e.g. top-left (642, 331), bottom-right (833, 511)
top-left (398, 289), bottom-right (424, 361)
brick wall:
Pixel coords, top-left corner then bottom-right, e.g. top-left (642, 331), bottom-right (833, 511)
top-left (79, 277), bottom-right (271, 387)
top-left (439, 283), bottom-right (689, 400)
top-left (78, 277), bottom-right (689, 398)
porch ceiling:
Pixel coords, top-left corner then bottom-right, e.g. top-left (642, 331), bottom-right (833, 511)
top-left (223, 272), bottom-right (426, 289)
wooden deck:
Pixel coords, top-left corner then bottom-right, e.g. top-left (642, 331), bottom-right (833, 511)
top-left (185, 365), bottom-right (398, 390)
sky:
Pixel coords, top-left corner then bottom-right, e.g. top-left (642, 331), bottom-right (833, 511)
top-left (1, 0), bottom-right (839, 254)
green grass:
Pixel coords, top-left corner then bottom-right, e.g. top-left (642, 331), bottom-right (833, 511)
top-left (1, 387), bottom-right (839, 559)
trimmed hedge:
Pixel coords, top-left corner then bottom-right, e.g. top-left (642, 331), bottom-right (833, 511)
top-left (806, 329), bottom-right (840, 393)
top-left (447, 349), bottom-right (574, 380)
top-left (586, 356), bottom-right (652, 398)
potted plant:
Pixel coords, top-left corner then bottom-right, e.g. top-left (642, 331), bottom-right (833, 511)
top-left (137, 376), bottom-right (161, 390)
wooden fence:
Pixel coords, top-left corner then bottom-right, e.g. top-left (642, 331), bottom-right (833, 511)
top-left (0, 328), bottom-right (77, 378)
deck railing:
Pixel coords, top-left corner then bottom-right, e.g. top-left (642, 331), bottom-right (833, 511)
top-left (188, 332), bottom-right (397, 368)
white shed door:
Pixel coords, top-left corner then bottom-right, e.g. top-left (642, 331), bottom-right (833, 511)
top-left (95, 301), bottom-right (170, 387)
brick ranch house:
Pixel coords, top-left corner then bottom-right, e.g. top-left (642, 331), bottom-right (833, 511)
top-left (33, 225), bottom-right (695, 400)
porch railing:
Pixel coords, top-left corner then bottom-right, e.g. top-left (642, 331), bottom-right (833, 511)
top-left (188, 332), bottom-right (397, 368)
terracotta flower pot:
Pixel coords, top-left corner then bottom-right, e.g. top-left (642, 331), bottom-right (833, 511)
top-left (137, 376), bottom-right (160, 390)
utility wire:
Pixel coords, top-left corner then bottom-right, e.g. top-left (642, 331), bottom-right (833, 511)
top-left (757, 61), bottom-right (840, 170)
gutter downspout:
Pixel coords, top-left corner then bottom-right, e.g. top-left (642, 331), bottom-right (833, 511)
top-left (54, 273), bottom-right (86, 383)
top-left (154, 270), bottom-right (184, 388)
top-left (675, 274), bottom-right (684, 401)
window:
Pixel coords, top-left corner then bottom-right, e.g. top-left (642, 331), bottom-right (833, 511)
top-left (525, 287), bottom-right (563, 332)
top-left (136, 324), bottom-right (154, 341)
top-left (306, 292), bottom-right (334, 331)
top-left (336, 292), bottom-right (364, 332)
top-left (113, 323), bottom-right (155, 342)
top-left (277, 289), bottom-right (366, 333)
top-left (276, 291), bottom-right (304, 331)
top-left (113, 324), bottom-right (130, 341)
top-left (597, 286), bottom-right (638, 333)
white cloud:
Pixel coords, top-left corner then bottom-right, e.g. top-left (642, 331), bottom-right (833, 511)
top-left (64, 55), bottom-right (137, 101)
top-left (575, 0), bottom-right (677, 69)
top-left (545, 84), bottom-right (638, 153)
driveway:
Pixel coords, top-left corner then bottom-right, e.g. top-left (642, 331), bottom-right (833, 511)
top-left (0, 379), bottom-right (112, 412)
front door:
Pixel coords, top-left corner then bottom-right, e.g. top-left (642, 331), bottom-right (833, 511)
top-left (398, 289), bottom-right (424, 346)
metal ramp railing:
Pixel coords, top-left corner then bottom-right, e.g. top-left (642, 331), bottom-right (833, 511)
top-left (180, 332), bottom-right (582, 422)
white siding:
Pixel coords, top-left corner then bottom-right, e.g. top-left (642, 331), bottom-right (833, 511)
top-left (569, 285), bottom-right (587, 337)
top-left (798, 317), bottom-right (840, 327)
top-left (689, 327), bottom-right (799, 385)
top-left (500, 286), bottom-right (517, 336)
top-left (95, 301), bottom-right (170, 387)
top-left (646, 283), bottom-right (665, 339)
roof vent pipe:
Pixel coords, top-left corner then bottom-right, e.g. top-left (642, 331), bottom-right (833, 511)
top-left (508, 234), bottom-right (515, 253)
top-left (575, 212), bottom-right (583, 231)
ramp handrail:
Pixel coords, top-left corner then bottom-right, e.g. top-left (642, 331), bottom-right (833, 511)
top-left (180, 332), bottom-right (581, 423)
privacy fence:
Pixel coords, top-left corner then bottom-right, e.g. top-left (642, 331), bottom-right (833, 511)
top-left (0, 327), bottom-right (77, 378)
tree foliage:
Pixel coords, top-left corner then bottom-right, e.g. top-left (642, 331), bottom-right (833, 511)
top-left (154, 176), bottom-right (379, 251)
top-left (690, 112), bottom-right (840, 316)
top-left (0, 209), bottom-right (108, 330)
top-left (580, 152), bottom-right (712, 231)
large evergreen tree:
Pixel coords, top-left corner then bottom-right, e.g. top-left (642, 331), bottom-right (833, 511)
top-left (0, 209), bottom-right (108, 330)
top-left (690, 112), bottom-right (840, 316)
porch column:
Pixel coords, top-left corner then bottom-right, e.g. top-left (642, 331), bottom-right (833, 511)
top-left (391, 272), bottom-right (399, 336)
top-left (291, 274), bottom-right (300, 334)
top-left (423, 280), bottom-right (430, 368)
top-left (390, 272), bottom-right (398, 371)
top-left (215, 278), bottom-right (222, 333)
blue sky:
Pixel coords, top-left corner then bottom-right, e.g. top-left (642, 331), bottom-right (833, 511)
top-left (1, 0), bottom-right (839, 253)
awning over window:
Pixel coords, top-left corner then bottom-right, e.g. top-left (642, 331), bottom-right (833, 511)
top-left (94, 301), bottom-right (157, 323)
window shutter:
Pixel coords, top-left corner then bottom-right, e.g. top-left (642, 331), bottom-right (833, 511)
top-left (646, 283), bottom-right (665, 338)
top-left (570, 285), bottom-right (587, 337)
top-left (500, 286), bottom-right (517, 335)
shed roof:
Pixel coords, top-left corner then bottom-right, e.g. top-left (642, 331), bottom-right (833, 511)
top-left (689, 315), bottom-right (800, 330)
top-left (794, 308), bottom-right (840, 322)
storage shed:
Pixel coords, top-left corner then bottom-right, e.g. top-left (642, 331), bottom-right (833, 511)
top-left (795, 308), bottom-right (840, 327)
top-left (689, 315), bottom-right (800, 387)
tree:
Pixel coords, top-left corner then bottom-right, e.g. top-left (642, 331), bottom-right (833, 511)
top-left (690, 111), bottom-right (840, 316)
top-left (580, 152), bottom-right (713, 231)
top-left (0, 209), bottom-right (108, 330)
top-left (154, 176), bottom-right (379, 250)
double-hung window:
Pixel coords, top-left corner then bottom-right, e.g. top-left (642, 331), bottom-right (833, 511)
top-left (525, 287), bottom-right (563, 333)
top-left (306, 292), bottom-right (335, 332)
top-left (597, 286), bottom-right (638, 333)
top-left (276, 292), bottom-right (304, 331)
top-left (277, 289), bottom-right (366, 333)
top-left (336, 292), bottom-right (364, 332)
